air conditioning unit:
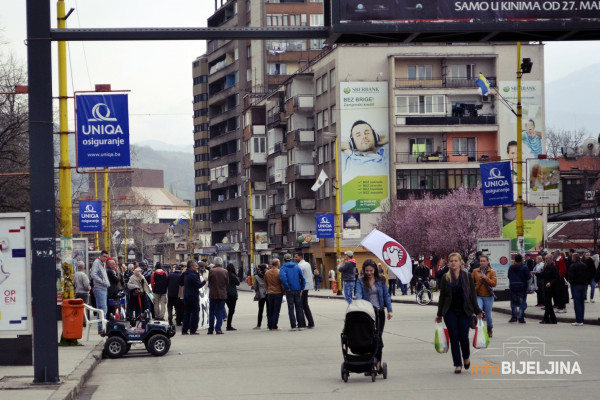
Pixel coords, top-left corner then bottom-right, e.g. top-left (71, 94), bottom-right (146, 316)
top-left (585, 191), bottom-right (596, 201)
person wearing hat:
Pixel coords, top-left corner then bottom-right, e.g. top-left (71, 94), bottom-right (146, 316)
top-left (279, 253), bottom-right (306, 331)
top-left (338, 251), bottom-right (357, 304)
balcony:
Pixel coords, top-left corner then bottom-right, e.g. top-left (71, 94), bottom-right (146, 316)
top-left (394, 76), bottom-right (497, 89)
top-left (293, 95), bottom-right (314, 111)
top-left (287, 128), bottom-right (315, 148)
top-left (287, 197), bottom-right (316, 214)
top-left (286, 163), bottom-right (316, 182)
top-left (396, 115), bottom-right (496, 126)
top-left (395, 151), bottom-right (500, 164)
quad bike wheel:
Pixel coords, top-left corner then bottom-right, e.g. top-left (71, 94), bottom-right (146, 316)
top-left (147, 334), bottom-right (171, 356)
top-left (104, 336), bottom-right (126, 359)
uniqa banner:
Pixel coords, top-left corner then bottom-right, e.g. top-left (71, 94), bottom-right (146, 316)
top-left (480, 161), bottom-right (514, 206)
top-left (76, 93), bottom-right (131, 168)
top-left (79, 201), bottom-right (102, 232)
top-left (316, 213), bottom-right (335, 239)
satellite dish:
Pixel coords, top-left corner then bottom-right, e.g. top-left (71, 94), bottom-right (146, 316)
top-left (217, 176), bottom-right (226, 184)
top-left (581, 138), bottom-right (600, 156)
top-left (233, 243), bottom-right (240, 251)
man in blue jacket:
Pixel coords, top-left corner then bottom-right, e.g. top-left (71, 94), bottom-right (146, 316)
top-left (182, 260), bottom-right (207, 335)
top-left (508, 254), bottom-right (530, 323)
top-left (279, 253), bottom-right (306, 331)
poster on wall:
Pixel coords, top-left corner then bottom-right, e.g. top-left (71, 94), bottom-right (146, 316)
top-left (342, 213), bottom-right (361, 239)
top-left (255, 232), bottom-right (268, 250)
top-left (55, 238), bottom-right (89, 305)
top-left (0, 213), bottom-right (32, 336)
top-left (339, 81), bottom-right (389, 213)
top-left (477, 238), bottom-right (511, 291)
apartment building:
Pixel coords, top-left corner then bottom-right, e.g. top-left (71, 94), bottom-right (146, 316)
top-left (192, 0), bottom-right (324, 269)
top-left (247, 43), bottom-right (545, 272)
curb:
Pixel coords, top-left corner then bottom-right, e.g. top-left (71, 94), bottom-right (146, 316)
top-left (48, 342), bottom-right (104, 400)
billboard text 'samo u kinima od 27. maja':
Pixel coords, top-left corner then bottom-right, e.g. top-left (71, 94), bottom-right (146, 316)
top-left (338, 0), bottom-right (600, 22)
top-left (339, 82), bottom-right (390, 213)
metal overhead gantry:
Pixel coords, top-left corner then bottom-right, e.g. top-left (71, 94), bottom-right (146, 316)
top-left (24, 0), bottom-right (600, 384)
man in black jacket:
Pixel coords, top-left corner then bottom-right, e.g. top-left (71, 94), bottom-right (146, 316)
top-left (568, 253), bottom-right (593, 326)
top-left (167, 265), bottom-right (183, 326)
top-left (182, 260), bottom-right (207, 335)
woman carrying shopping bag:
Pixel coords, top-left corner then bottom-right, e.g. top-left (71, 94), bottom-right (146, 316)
top-left (435, 252), bottom-right (483, 374)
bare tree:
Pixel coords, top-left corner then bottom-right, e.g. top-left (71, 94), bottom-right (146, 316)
top-left (546, 125), bottom-right (589, 158)
top-left (0, 53), bottom-right (29, 212)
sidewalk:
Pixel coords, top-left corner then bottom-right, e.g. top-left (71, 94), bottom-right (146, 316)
top-left (1, 283), bottom-right (597, 400)
top-left (0, 323), bottom-right (104, 400)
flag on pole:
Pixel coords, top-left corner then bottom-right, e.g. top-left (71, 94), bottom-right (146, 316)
top-left (311, 169), bottom-right (329, 192)
top-left (475, 73), bottom-right (491, 96)
top-left (360, 229), bottom-right (413, 284)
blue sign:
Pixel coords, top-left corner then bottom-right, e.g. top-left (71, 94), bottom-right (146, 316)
top-left (316, 213), bottom-right (335, 238)
top-left (79, 201), bottom-right (102, 232)
top-left (480, 161), bottom-right (513, 207)
top-left (76, 93), bottom-right (130, 168)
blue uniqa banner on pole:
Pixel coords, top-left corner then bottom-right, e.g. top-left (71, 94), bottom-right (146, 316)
top-left (316, 213), bottom-right (335, 238)
top-left (480, 161), bottom-right (513, 207)
top-left (79, 201), bottom-right (102, 232)
top-left (76, 93), bottom-right (131, 168)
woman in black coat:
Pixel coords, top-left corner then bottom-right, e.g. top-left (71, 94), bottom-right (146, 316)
top-left (535, 254), bottom-right (560, 324)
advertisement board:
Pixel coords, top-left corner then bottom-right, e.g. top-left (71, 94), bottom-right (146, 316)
top-left (55, 238), bottom-right (88, 305)
top-left (527, 158), bottom-right (560, 205)
top-left (79, 200), bottom-right (102, 232)
top-left (75, 93), bottom-right (131, 168)
top-left (480, 161), bottom-right (514, 207)
top-left (316, 214), bottom-right (335, 239)
top-left (0, 213), bottom-right (32, 336)
top-left (337, 0), bottom-right (600, 23)
top-left (339, 81), bottom-right (389, 213)
top-left (477, 238), bottom-right (511, 291)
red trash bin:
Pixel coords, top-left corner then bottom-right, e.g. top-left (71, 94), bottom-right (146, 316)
top-left (62, 298), bottom-right (85, 339)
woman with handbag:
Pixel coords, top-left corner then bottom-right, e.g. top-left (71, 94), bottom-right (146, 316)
top-left (253, 264), bottom-right (269, 329)
top-left (435, 252), bottom-right (483, 374)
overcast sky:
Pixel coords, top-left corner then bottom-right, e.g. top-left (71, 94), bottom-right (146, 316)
top-left (2, 2), bottom-right (600, 146)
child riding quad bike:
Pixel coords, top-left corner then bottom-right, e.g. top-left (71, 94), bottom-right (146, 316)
top-left (103, 310), bottom-right (176, 359)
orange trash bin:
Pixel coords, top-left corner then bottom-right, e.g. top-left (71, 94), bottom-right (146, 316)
top-left (331, 280), bottom-right (338, 294)
top-left (62, 298), bottom-right (85, 339)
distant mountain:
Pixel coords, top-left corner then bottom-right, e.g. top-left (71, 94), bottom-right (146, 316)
top-left (133, 140), bottom-right (194, 154)
top-left (545, 63), bottom-right (600, 135)
top-left (131, 144), bottom-right (194, 201)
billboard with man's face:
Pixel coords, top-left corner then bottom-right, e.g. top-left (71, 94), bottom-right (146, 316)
top-left (339, 82), bottom-right (390, 213)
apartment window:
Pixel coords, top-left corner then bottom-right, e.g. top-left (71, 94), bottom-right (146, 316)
top-left (409, 138), bottom-right (434, 156)
top-left (323, 108), bottom-right (329, 127)
top-left (289, 182), bottom-right (295, 198)
top-left (247, 68), bottom-right (252, 81)
top-left (318, 147), bottom-right (323, 164)
top-left (330, 106), bottom-right (336, 124)
top-left (253, 137), bottom-right (266, 153)
top-left (310, 0), bottom-right (324, 2)
top-left (396, 95), bottom-right (445, 115)
top-left (407, 65), bottom-right (432, 80)
top-left (449, 64), bottom-right (476, 79)
top-left (247, 45), bottom-right (251, 58)
top-left (253, 195), bottom-right (267, 210)
top-left (287, 14), bottom-right (307, 26)
top-left (324, 143), bottom-right (330, 162)
top-left (267, 63), bottom-right (287, 75)
top-left (316, 77), bottom-right (322, 95)
top-left (310, 39), bottom-right (325, 50)
top-left (452, 137), bottom-right (477, 157)
top-left (325, 179), bottom-right (330, 197)
top-left (330, 68), bottom-right (336, 88)
top-left (317, 111), bottom-right (323, 130)
top-left (322, 73), bottom-right (328, 93)
top-left (310, 14), bottom-right (324, 26)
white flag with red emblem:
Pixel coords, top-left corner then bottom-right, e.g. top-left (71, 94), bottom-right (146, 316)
top-left (360, 229), bottom-right (413, 284)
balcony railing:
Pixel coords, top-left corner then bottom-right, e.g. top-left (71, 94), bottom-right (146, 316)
top-left (396, 115), bottom-right (496, 126)
top-left (394, 76), bottom-right (497, 89)
top-left (395, 151), bottom-right (500, 163)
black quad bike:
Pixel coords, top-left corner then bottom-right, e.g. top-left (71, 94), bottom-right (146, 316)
top-left (103, 310), bottom-right (176, 359)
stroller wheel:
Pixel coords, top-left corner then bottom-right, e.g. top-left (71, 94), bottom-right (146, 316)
top-left (341, 362), bottom-right (348, 382)
top-left (371, 372), bottom-right (376, 382)
top-left (382, 362), bottom-right (388, 379)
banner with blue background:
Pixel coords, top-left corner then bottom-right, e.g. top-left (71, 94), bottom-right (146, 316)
top-left (480, 161), bottom-right (513, 206)
top-left (316, 213), bottom-right (335, 238)
top-left (79, 201), bottom-right (102, 232)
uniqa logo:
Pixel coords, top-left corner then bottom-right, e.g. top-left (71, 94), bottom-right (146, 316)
top-left (81, 103), bottom-right (124, 135)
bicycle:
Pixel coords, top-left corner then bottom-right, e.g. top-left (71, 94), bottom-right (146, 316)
top-left (415, 280), bottom-right (432, 306)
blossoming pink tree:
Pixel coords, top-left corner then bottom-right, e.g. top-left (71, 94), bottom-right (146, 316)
top-left (377, 187), bottom-right (500, 262)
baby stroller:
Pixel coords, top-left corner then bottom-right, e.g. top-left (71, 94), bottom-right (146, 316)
top-left (340, 300), bottom-right (387, 382)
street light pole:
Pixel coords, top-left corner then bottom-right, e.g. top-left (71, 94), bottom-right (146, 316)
top-left (334, 137), bottom-right (342, 294)
top-left (248, 179), bottom-right (254, 271)
top-left (516, 42), bottom-right (524, 251)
